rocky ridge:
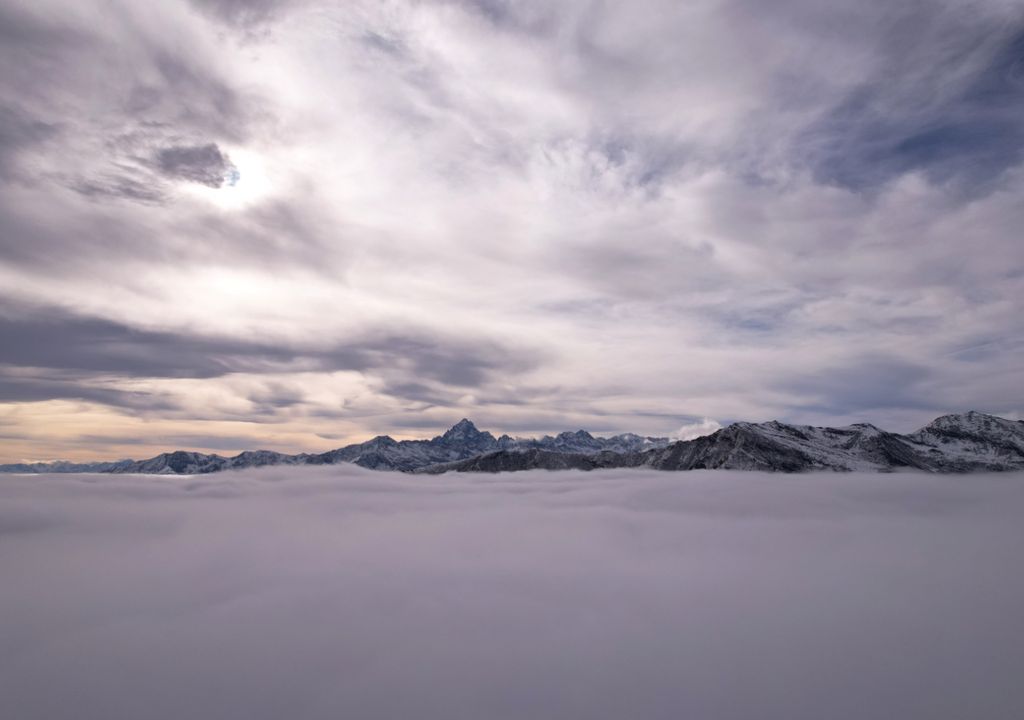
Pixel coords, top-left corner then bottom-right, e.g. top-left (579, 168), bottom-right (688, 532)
top-left (3, 412), bottom-right (1022, 475)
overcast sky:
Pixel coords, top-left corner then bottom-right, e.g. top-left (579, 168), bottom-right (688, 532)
top-left (1, 0), bottom-right (1023, 461)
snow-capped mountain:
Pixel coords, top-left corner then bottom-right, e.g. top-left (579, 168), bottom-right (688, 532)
top-left (0, 419), bottom-right (666, 475)
top-left (2, 413), bottom-right (1021, 475)
top-left (632, 421), bottom-right (933, 472)
top-left (303, 420), bottom-right (670, 472)
top-left (505, 429), bottom-right (669, 455)
top-left (307, 420), bottom-right (500, 471)
top-left (421, 412), bottom-right (1024, 474)
top-left (419, 448), bottom-right (625, 474)
top-left (0, 459), bottom-right (135, 473)
top-left (903, 411), bottom-right (1024, 471)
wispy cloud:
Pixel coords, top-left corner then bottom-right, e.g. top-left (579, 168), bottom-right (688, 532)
top-left (1, 0), bottom-right (1022, 459)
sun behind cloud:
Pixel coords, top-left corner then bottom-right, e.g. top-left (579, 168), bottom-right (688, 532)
top-left (186, 147), bottom-right (273, 209)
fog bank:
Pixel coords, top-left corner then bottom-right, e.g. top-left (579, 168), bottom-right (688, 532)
top-left (3, 467), bottom-right (1023, 719)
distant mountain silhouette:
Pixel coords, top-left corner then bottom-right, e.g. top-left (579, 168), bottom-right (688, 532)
top-left (3, 412), bottom-right (1022, 475)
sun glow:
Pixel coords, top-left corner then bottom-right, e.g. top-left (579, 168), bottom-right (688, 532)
top-left (187, 147), bottom-right (273, 209)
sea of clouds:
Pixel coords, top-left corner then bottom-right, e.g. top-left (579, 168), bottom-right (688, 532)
top-left (3, 466), bottom-right (1023, 719)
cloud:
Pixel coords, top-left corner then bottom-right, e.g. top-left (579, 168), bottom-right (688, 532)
top-left (783, 353), bottom-right (935, 415)
top-left (0, 372), bottom-right (179, 411)
top-left (0, 301), bottom-right (544, 420)
top-left (801, 9), bottom-right (1024, 192)
top-left (188, 0), bottom-right (298, 29)
top-left (154, 143), bottom-right (238, 188)
top-left (2, 467), bottom-right (1024, 719)
top-left (0, 104), bottom-right (59, 180)
top-left (1, 0), bottom-right (1023, 458)
top-left (675, 417), bottom-right (722, 441)
top-left (0, 0), bottom-right (264, 203)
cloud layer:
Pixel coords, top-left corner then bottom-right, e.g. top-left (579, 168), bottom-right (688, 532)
top-left (2, 467), bottom-right (1024, 719)
top-left (1, 0), bottom-right (1023, 460)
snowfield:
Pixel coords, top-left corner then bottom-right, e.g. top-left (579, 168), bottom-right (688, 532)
top-left (3, 467), bottom-right (1024, 719)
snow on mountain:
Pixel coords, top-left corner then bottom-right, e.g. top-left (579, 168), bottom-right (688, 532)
top-left (301, 420), bottom-right (671, 472)
top-left (502, 429), bottom-right (671, 455)
top-left (109, 451), bottom-right (229, 475)
top-left (634, 421), bottom-right (932, 472)
top-left (423, 412), bottom-right (1024, 474)
top-left (419, 448), bottom-right (613, 474)
top-left (904, 411), bottom-right (1024, 471)
top-left (3, 412), bottom-right (1022, 475)
top-left (0, 459), bottom-right (134, 474)
top-left (310, 420), bottom-right (499, 471)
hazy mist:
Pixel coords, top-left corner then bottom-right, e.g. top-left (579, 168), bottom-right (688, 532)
top-left (3, 467), bottom-right (1023, 719)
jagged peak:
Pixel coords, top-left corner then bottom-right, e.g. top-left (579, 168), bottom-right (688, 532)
top-left (557, 429), bottom-right (595, 440)
top-left (729, 420), bottom-right (790, 432)
top-left (450, 418), bottom-right (477, 430)
top-left (441, 418), bottom-right (490, 442)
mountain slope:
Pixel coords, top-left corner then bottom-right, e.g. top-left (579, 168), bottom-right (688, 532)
top-left (904, 411), bottom-right (1024, 471)
top-left (303, 420), bottom-right (670, 472)
top-left (421, 412), bottom-right (1024, 474)
top-left (634, 421), bottom-right (934, 472)
top-left (2, 412), bottom-right (1021, 475)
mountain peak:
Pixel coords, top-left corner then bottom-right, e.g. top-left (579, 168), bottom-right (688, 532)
top-left (558, 429), bottom-right (594, 440)
top-left (7, 411), bottom-right (1023, 476)
top-left (925, 410), bottom-right (998, 430)
top-left (442, 418), bottom-right (483, 440)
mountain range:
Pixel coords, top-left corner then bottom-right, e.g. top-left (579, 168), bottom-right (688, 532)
top-left (2, 412), bottom-right (1023, 475)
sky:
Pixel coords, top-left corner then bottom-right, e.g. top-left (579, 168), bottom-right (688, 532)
top-left (1, 0), bottom-right (1023, 461)
top-left (3, 466), bottom-right (1024, 719)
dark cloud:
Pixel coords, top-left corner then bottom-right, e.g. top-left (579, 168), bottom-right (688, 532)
top-left (154, 143), bottom-right (237, 187)
top-left (247, 383), bottom-right (305, 409)
top-left (0, 4), bottom-right (255, 136)
top-left (372, 335), bottom-right (536, 388)
top-left (784, 354), bottom-right (934, 415)
top-left (246, 383), bottom-right (307, 418)
top-left (188, 0), bottom-right (296, 28)
top-left (0, 4), bottom-right (98, 100)
top-left (0, 372), bottom-right (179, 411)
top-left (0, 309), bottom-right (282, 379)
top-left (74, 433), bottom-right (263, 450)
top-left (804, 12), bottom-right (1024, 192)
top-left (0, 104), bottom-right (58, 180)
top-left (0, 1), bottom-right (263, 209)
top-left (0, 303), bottom-right (543, 410)
top-left (143, 53), bottom-right (256, 142)
top-left (379, 381), bottom-right (454, 406)
top-left (69, 173), bottom-right (167, 204)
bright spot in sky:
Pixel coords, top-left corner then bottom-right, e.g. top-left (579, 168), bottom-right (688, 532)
top-left (187, 147), bottom-right (271, 209)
